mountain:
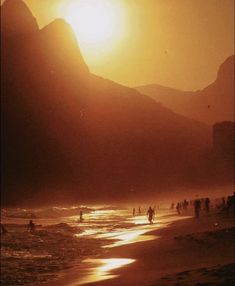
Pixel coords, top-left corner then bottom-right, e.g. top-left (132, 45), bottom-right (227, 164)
top-left (1, 0), bottom-right (38, 39)
top-left (1, 0), bottom-right (220, 205)
top-left (136, 55), bottom-right (234, 125)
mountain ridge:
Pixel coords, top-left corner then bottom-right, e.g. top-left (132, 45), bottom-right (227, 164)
top-left (2, 0), bottom-right (231, 205)
top-left (136, 55), bottom-right (234, 124)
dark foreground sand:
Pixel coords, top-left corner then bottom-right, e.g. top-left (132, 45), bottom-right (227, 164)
top-left (46, 210), bottom-right (235, 286)
top-left (96, 212), bottom-right (234, 286)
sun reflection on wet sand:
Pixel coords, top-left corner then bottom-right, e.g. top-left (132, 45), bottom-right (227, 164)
top-left (73, 258), bottom-right (135, 285)
top-left (44, 211), bottom-right (192, 286)
top-left (102, 229), bottom-right (158, 248)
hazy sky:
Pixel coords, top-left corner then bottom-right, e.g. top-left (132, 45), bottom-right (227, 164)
top-left (3, 0), bottom-right (234, 90)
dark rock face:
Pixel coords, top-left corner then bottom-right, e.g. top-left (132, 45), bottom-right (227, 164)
top-left (2, 0), bottom-right (224, 205)
top-left (1, 0), bottom-right (39, 39)
top-left (213, 121), bottom-right (234, 162)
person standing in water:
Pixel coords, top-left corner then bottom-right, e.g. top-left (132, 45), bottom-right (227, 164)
top-left (147, 207), bottom-right (155, 224)
top-left (0, 224), bottom-right (7, 235)
top-left (79, 210), bottom-right (83, 222)
top-left (138, 206), bottom-right (141, 215)
top-left (27, 220), bottom-right (35, 232)
top-left (133, 208), bottom-right (136, 216)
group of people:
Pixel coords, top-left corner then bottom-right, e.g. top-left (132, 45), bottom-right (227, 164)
top-left (2, 194), bottom-right (234, 235)
top-left (132, 206), bottom-right (155, 224)
top-left (0, 219), bottom-right (36, 235)
top-left (132, 206), bottom-right (142, 216)
top-left (174, 192), bottom-right (235, 218)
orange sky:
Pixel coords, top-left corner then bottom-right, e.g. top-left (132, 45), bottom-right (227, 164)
top-left (3, 0), bottom-right (234, 90)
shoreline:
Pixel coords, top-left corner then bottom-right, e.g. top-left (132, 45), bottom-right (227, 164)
top-left (45, 210), bottom-right (234, 286)
top-left (0, 223), bottom-right (108, 286)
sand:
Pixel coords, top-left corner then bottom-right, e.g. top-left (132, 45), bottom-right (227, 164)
top-left (1, 208), bottom-right (234, 286)
top-left (46, 209), bottom-right (235, 286)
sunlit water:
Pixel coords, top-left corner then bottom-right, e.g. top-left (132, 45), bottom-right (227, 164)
top-left (1, 205), bottom-right (190, 285)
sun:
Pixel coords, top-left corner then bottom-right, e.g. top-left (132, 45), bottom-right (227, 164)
top-left (59, 0), bottom-right (126, 56)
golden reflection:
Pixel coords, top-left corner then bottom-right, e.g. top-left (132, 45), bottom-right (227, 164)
top-left (98, 258), bottom-right (135, 272)
top-left (77, 258), bottom-right (135, 285)
top-left (75, 229), bottom-right (98, 237)
top-left (103, 230), bottom-right (157, 248)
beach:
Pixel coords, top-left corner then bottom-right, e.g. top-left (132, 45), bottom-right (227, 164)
top-left (88, 211), bottom-right (234, 286)
top-left (1, 1), bottom-right (234, 285)
top-left (1, 205), bottom-right (234, 286)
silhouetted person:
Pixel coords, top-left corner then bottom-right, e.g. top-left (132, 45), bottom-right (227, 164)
top-left (79, 210), bottom-right (83, 222)
top-left (147, 207), bottom-right (154, 224)
top-left (170, 202), bottom-right (175, 210)
top-left (227, 192), bottom-right (235, 212)
top-left (138, 207), bottom-right (141, 215)
top-left (176, 202), bottom-right (181, 214)
top-left (27, 220), bottom-right (35, 232)
top-left (0, 223), bottom-right (7, 235)
top-left (205, 197), bottom-right (210, 213)
top-left (133, 208), bottom-right (136, 216)
top-left (194, 198), bottom-right (201, 218)
top-left (221, 197), bottom-right (226, 210)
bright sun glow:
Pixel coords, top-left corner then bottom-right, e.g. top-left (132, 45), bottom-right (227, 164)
top-left (59, 0), bottom-right (126, 60)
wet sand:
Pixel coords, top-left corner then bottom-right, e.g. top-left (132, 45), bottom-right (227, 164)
top-left (46, 210), bottom-right (235, 286)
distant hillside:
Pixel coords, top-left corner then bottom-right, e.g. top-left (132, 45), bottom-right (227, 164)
top-left (1, 0), bottom-right (225, 205)
top-left (136, 55), bottom-right (234, 125)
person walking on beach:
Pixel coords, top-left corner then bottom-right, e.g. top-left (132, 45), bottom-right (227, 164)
top-left (147, 207), bottom-right (154, 224)
top-left (27, 220), bottom-right (35, 232)
top-left (176, 202), bottom-right (181, 214)
top-left (194, 197), bottom-right (201, 218)
top-left (205, 197), bottom-right (210, 213)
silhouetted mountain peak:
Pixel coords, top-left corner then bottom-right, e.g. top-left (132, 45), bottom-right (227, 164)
top-left (43, 18), bottom-right (74, 34)
top-left (1, 0), bottom-right (39, 39)
top-left (40, 18), bottom-right (89, 73)
top-left (216, 55), bottom-right (234, 83)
